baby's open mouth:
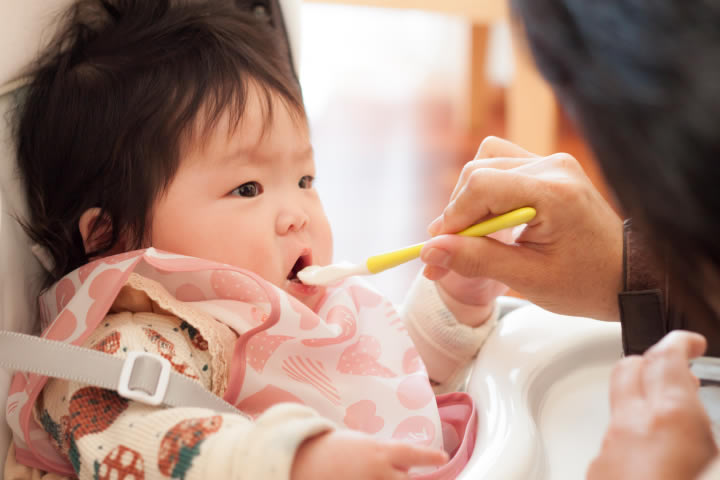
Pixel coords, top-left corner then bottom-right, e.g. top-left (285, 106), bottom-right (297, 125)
top-left (287, 253), bottom-right (311, 283)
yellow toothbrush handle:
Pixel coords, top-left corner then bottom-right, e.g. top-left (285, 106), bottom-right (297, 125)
top-left (365, 207), bottom-right (536, 274)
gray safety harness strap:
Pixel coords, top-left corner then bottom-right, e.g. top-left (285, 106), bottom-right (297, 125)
top-left (0, 330), bottom-right (240, 414)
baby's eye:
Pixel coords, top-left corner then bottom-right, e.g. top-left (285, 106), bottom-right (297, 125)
top-left (231, 181), bottom-right (263, 197)
top-left (299, 175), bottom-right (314, 189)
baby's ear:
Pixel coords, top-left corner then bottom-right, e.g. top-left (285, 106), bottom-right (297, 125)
top-left (78, 208), bottom-right (124, 256)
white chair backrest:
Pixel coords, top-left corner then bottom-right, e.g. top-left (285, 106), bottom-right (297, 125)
top-left (0, 1), bottom-right (76, 95)
top-left (0, 90), bottom-right (46, 478)
top-left (0, 0), bottom-right (301, 475)
top-left (0, 1), bottom-right (75, 473)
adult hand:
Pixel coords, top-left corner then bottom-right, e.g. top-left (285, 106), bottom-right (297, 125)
top-left (588, 331), bottom-right (717, 480)
top-left (291, 430), bottom-right (448, 480)
top-left (433, 228), bottom-right (512, 327)
top-left (421, 136), bottom-right (624, 321)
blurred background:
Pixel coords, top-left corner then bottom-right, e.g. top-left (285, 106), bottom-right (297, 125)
top-left (298, 1), bottom-right (612, 304)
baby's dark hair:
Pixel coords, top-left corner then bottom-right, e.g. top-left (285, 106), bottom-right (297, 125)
top-left (15, 0), bottom-right (304, 287)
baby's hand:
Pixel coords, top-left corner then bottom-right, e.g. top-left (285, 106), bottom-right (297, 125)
top-left (291, 430), bottom-right (448, 480)
top-left (429, 229), bottom-right (513, 327)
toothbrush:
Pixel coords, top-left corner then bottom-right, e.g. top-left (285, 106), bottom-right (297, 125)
top-left (297, 207), bottom-right (536, 286)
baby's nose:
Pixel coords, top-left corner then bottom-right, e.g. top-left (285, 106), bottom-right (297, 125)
top-left (276, 209), bottom-right (308, 234)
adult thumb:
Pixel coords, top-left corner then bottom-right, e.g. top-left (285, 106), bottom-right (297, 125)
top-left (421, 234), bottom-right (530, 285)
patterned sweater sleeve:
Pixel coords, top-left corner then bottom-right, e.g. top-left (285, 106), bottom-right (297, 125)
top-left (37, 311), bottom-right (334, 480)
top-left (399, 274), bottom-right (498, 388)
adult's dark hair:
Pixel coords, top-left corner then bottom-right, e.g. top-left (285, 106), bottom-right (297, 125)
top-left (15, 0), bottom-right (304, 287)
top-left (510, 1), bottom-right (720, 309)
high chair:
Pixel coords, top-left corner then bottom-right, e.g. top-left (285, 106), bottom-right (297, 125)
top-left (0, 1), bottom-right (624, 478)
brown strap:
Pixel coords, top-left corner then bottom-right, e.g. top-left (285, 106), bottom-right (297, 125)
top-left (620, 219), bottom-right (720, 356)
top-left (618, 290), bottom-right (666, 355)
top-left (623, 219), bottom-right (665, 293)
top-left (619, 220), bottom-right (668, 354)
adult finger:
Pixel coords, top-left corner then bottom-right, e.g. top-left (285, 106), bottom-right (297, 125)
top-left (647, 330), bottom-right (707, 359)
top-left (475, 136), bottom-right (540, 159)
top-left (421, 234), bottom-right (538, 287)
top-left (436, 169), bottom-right (539, 236)
top-left (447, 136), bottom-right (540, 204)
top-left (609, 355), bottom-right (646, 410)
top-left (387, 443), bottom-right (448, 470)
top-left (447, 153), bottom-right (579, 207)
top-left (448, 157), bottom-right (539, 204)
top-left (422, 264), bottom-right (450, 281)
top-left (643, 331), bottom-right (707, 398)
top-left (645, 331), bottom-right (707, 388)
top-left (469, 157), bottom-right (538, 171)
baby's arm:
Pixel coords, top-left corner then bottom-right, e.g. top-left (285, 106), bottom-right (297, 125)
top-left (291, 430), bottom-right (448, 479)
top-left (39, 312), bottom-right (334, 480)
top-left (400, 274), bottom-right (500, 389)
top-left (424, 227), bottom-right (513, 329)
top-left (402, 229), bottom-right (514, 388)
top-left (433, 273), bottom-right (503, 327)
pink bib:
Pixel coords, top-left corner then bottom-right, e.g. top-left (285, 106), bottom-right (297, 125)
top-left (7, 249), bottom-right (476, 477)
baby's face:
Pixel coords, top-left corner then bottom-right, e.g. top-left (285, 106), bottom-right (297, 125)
top-left (151, 86), bottom-right (333, 309)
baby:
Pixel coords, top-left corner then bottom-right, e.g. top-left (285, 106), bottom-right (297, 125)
top-left (6, 1), bottom-right (504, 479)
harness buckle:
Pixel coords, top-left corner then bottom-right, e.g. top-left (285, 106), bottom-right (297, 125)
top-left (117, 351), bottom-right (172, 406)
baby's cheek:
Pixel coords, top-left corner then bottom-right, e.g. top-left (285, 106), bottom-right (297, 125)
top-left (233, 245), bottom-right (282, 281)
top-left (315, 218), bottom-right (334, 265)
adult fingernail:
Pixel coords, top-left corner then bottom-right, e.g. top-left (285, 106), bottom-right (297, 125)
top-left (423, 265), bottom-right (449, 281)
top-left (422, 248), bottom-right (450, 268)
top-left (428, 216), bottom-right (443, 236)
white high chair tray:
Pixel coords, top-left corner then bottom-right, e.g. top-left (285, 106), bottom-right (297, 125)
top-left (460, 305), bottom-right (623, 479)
